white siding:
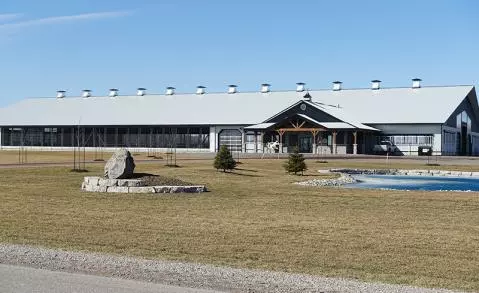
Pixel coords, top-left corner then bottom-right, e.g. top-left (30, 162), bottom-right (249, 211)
top-left (209, 126), bottom-right (217, 152)
top-left (369, 124), bottom-right (442, 134)
top-left (433, 133), bottom-right (442, 155)
top-left (371, 123), bottom-right (442, 156)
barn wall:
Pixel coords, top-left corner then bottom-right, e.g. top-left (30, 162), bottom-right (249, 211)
top-left (444, 91), bottom-right (479, 132)
top-left (367, 124), bottom-right (442, 134)
top-left (366, 123), bottom-right (442, 155)
top-left (443, 90), bottom-right (479, 155)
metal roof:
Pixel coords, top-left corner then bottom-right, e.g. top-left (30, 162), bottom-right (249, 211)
top-left (244, 123), bottom-right (276, 130)
top-left (303, 102), bottom-right (379, 131)
top-left (309, 85), bottom-right (475, 124)
top-left (318, 122), bottom-right (357, 129)
top-left (295, 114), bottom-right (357, 129)
top-left (0, 85), bottom-right (474, 127)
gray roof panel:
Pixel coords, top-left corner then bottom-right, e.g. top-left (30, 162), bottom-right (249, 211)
top-left (0, 86), bottom-right (473, 127)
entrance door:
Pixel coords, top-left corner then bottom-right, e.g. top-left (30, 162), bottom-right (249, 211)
top-left (299, 135), bottom-right (312, 153)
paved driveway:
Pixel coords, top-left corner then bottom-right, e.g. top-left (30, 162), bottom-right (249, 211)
top-left (0, 264), bottom-right (223, 293)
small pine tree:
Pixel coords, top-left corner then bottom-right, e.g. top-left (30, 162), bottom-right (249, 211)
top-left (283, 147), bottom-right (307, 175)
top-left (214, 145), bottom-right (237, 172)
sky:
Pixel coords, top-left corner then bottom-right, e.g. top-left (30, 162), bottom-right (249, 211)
top-left (0, 0), bottom-right (478, 106)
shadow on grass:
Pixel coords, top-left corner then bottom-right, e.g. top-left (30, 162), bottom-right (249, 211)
top-left (70, 169), bottom-right (89, 173)
top-left (234, 168), bottom-right (259, 173)
top-left (215, 170), bottom-right (262, 177)
top-left (230, 172), bottom-right (262, 177)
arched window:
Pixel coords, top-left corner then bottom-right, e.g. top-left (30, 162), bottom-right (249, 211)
top-left (218, 129), bottom-right (242, 152)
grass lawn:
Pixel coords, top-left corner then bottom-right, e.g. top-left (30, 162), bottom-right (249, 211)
top-left (0, 150), bottom-right (161, 165)
top-left (0, 157), bottom-right (478, 291)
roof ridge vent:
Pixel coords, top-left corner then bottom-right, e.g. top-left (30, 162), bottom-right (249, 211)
top-left (82, 89), bottom-right (91, 98)
top-left (166, 87), bottom-right (175, 95)
top-left (261, 83), bottom-right (271, 93)
top-left (303, 92), bottom-right (312, 101)
top-left (137, 88), bottom-right (147, 96)
top-left (109, 88), bottom-right (118, 97)
top-left (296, 82), bottom-right (305, 92)
top-left (412, 78), bottom-right (422, 89)
top-left (332, 81), bottom-right (342, 91)
top-left (56, 90), bottom-right (66, 99)
top-left (228, 85), bottom-right (237, 94)
top-left (371, 80), bottom-right (381, 90)
top-left (196, 86), bottom-right (206, 95)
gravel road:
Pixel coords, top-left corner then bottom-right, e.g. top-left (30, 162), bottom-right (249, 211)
top-left (0, 243), bottom-right (465, 293)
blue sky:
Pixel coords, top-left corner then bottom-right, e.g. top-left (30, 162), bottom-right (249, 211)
top-left (0, 0), bottom-right (478, 106)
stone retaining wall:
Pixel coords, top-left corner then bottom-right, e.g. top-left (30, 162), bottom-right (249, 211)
top-left (81, 176), bottom-right (206, 194)
top-left (329, 168), bottom-right (479, 177)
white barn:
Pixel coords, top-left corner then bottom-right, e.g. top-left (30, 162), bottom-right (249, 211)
top-left (0, 80), bottom-right (477, 156)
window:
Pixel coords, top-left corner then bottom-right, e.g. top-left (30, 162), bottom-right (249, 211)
top-left (218, 129), bottom-right (242, 152)
top-left (245, 132), bottom-right (256, 143)
top-left (380, 135), bottom-right (433, 145)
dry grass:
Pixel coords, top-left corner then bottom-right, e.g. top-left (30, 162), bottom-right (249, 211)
top-left (0, 157), bottom-right (478, 291)
top-left (0, 150), bottom-right (160, 165)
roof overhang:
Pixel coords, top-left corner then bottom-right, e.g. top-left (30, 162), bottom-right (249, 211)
top-left (244, 123), bottom-right (276, 130)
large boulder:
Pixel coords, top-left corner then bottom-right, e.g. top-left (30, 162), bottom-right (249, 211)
top-left (104, 149), bottom-right (135, 179)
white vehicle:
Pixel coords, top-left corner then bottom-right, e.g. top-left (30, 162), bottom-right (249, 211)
top-left (373, 141), bottom-right (399, 154)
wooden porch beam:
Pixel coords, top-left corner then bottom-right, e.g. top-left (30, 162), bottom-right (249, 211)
top-left (277, 128), bottom-right (327, 132)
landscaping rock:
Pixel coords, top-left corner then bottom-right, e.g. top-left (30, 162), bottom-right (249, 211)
top-left (128, 187), bottom-right (156, 193)
top-left (106, 186), bottom-right (129, 193)
top-left (104, 149), bottom-right (135, 179)
top-left (82, 176), bottom-right (206, 194)
top-left (295, 173), bottom-right (357, 187)
top-left (117, 179), bottom-right (144, 187)
top-left (98, 179), bottom-right (118, 187)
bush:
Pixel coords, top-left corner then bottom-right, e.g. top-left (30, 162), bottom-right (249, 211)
top-left (283, 147), bottom-right (307, 175)
top-left (214, 145), bottom-right (237, 172)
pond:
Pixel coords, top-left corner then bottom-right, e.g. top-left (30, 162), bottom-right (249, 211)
top-left (345, 175), bottom-right (479, 192)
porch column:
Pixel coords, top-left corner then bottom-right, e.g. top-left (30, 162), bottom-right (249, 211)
top-left (279, 132), bottom-right (283, 153)
top-left (312, 130), bottom-right (318, 154)
top-left (254, 131), bottom-right (257, 153)
top-left (278, 130), bottom-right (285, 153)
top-left (332, 131), bottom-right (337, 154)
top-left (353, 131), bottom-right (358, 155)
